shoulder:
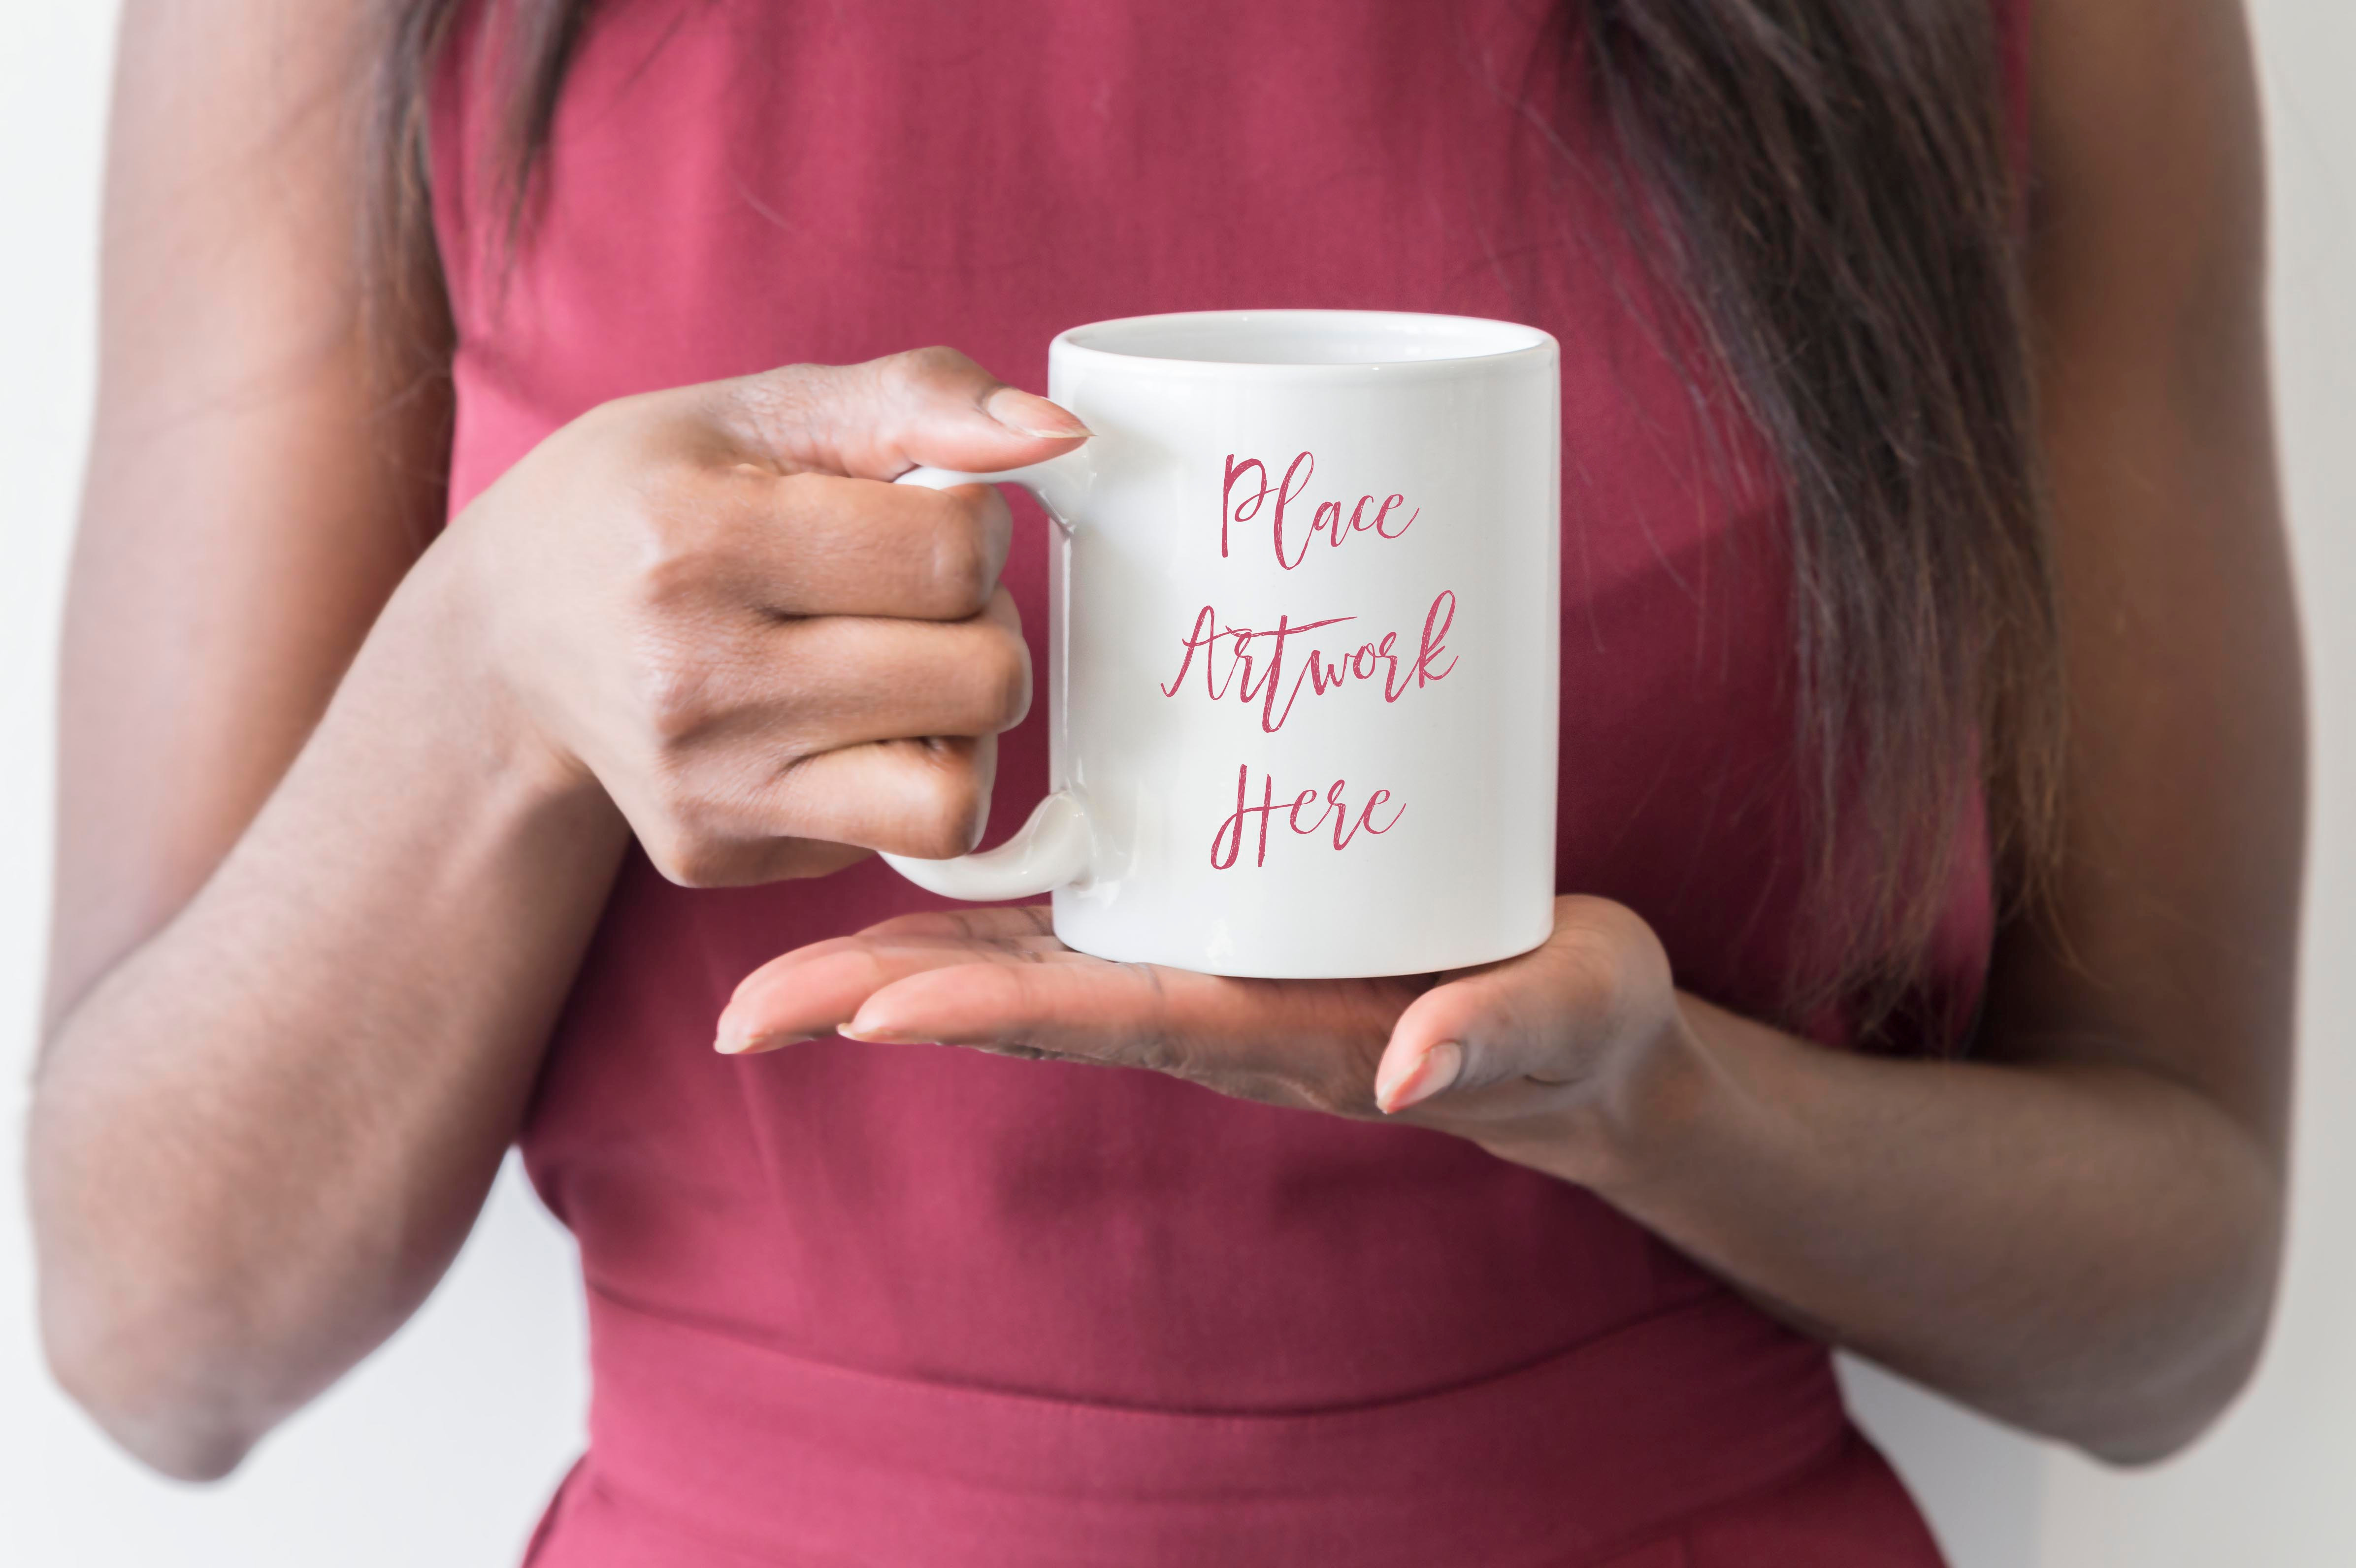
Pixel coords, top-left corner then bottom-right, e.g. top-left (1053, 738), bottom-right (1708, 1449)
top-left (2027, 0), bottom-right (2263, 268)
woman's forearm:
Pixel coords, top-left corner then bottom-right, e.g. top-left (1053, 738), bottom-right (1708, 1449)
top-left (724, 885), bottom-right (2284, 1466)
top-left (1532, 999), bottom-right (2282, 1463)
top-left (31, 544), bottom-right (628, 1480)
top-left (37, 343), bottom-right (1089, 1481)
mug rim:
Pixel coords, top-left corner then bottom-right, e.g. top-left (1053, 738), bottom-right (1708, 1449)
top-left (1051, 309), bottom-right (1557, 378)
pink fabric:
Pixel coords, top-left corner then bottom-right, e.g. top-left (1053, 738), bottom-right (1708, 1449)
top-left (428, 2), bottom-right (2018, 1562)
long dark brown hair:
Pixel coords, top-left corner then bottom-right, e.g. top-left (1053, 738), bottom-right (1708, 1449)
top-left (363, 0), bottom-right (2061, 1043)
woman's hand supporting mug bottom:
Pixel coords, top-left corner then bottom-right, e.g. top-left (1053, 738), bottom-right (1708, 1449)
top-left (715, 898), bottom-right (2281, 1466)
top-left (715, 896), bottom-right (1689, 1183)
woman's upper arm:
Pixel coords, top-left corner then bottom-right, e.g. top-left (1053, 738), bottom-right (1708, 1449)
top-left (1983, 0), bottom-right (2302, 1152)
top-left (48, 0), bottom-right (449, 1032)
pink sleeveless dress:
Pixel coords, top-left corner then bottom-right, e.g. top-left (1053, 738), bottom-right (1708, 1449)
top-left (431, 3), bottom-right (2021, 1562)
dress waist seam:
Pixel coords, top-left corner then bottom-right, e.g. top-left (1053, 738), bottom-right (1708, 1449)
top-left (564, 1282), bottom-right (1853, 1567)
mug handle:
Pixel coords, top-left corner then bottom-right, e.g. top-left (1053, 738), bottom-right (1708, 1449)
top-left (880, 452), bottom-right (1095, 902)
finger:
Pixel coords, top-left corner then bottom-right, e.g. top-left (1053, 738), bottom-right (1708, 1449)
top-left (849, 958), bottom-right (1198, 1063)
top-left (653, 589), bottom-right (1028, 755)
top-left (842, 959), bottom-right (1411, 1098)
top-left (715, 907), bottom-right (1064, 1052)
top-left (851, 905), bottom-right (1061, 944)
top-left (720, 347), bottom-right (1089, 482)
top-left (705, 835), bottom-right (875, 887)
top-left (1373, 897), bottom-right (1664, 1114)
top-left (705, 469), bottom-right (1014, 621)
top-left (763, 587), bottom-right (1032, 750)
top-left (764, 732), bottom-right (1002, 863)
top-left (627, 732), bottom-right (997, 888)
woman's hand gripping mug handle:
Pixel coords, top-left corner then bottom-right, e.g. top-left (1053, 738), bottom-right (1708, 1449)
top-left (884, 453), bottom-right (1099, 902)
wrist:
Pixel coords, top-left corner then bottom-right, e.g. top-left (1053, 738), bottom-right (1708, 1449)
top-left (1479, 995), bottom-right (1722, 1197)
top-left (1581, 998), bottom-right (1721, 1194)
top-left (359, 533), bottom-right (610, 821)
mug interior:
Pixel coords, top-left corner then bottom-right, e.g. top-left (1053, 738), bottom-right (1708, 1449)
top-left (1060, 310), bottom-right (1548, 369)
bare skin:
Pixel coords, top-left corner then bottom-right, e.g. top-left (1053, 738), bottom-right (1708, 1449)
top-left (34, 0), bottom-right (2299, 1485)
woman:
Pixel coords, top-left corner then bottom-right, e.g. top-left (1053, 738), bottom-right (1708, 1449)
top-left (32, 0), bottom-right (2300, 1562)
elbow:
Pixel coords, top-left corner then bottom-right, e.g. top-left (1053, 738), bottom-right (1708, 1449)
top-left (2068, 1316), bottom-right (2270, 1469)
top-left (30, 1071), bottom-right (285, 1480)
top-left (2063, 1215), bottom-right (2283, 1469)
top-left (38, 1274), bottom-right (272, 1483)
top-left (2062, 1109), bottom-right (2289, 1469)
top-left (2083, 1328), bottom-right (2261, 1469)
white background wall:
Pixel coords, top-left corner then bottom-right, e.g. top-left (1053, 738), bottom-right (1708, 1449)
top-left (0, 3), bottom-right (2347, 1563)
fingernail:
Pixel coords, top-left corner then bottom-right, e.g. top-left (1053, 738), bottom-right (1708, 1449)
top-left (839, 1014), bottom-right (923, 1045)
top-left (984, 386), bottom-right (1091, 440)
top-left (714, 1024), bottom-right (812, 1055)
top-left (1376, 1040), bottom-right (1464, 1115)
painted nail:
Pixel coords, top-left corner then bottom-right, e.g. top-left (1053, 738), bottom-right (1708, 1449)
top-left (1376, 1040), bottom-right (1464, 1114)
top-left (984, 386), bottom-right (1091, 440)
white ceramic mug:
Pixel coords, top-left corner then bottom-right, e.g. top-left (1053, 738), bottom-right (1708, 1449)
top-left (887, 309), bottom-right (1559, 979)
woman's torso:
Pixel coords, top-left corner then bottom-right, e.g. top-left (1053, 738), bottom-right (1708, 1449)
top-left (430, 3), bottom-right (2003, 1562)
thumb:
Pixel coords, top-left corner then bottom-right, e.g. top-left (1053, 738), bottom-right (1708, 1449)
top-left (1372, 897), bottom-right (1669, 1115)
top-left (725, 345), bottom-right (1090, 480)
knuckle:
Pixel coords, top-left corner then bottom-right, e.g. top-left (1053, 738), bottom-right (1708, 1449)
top-left (634, 641), bottom-right (720, 745)
top-left (645, 835), bottom-right (712, 889)
top-left (641, 817), bottom-right (731, 888)
top-left (764, 467), bottom-right (846, 558)
top-left (653, 839), bottom-right (746, 890)
top-left (968, 632), bottom-right (1032, 731)
top-left (897, 753), bottom-right (986, 859)
top-left (625, 491), bottom-right (730, 613)
top-left (894, 816), bottom-right (972, 861)
top-left (732, 363), bottom-right (829, 437)
top-left (639, 773), bottom-right (748, 888)
top-left (898, 820), bottom-right (977, 862)
top-left (924, 503), bottom-right (996, 613)
top-left (880, 345), bottom-right (975, 397)
top-left (869, 347), bottom-right (989, 437)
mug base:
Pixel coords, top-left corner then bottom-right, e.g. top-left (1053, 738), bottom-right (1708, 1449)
top-left (1049, 904), bottom-right (1555, 981)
